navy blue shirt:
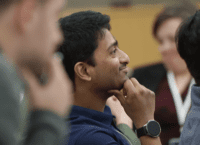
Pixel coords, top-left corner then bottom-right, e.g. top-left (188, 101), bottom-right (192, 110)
top-left (179, 85), bottom-right (200, 145)
top-left (63, 105), bottom-right (132, 145)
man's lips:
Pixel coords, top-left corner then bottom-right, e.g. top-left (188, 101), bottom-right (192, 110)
top-left (119, 66), bottom-right (128, 73)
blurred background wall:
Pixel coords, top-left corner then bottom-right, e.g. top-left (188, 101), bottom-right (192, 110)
top-left (60, 0), bottom-right (200, 69)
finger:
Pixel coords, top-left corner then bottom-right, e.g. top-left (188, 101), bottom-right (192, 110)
top-left (22, 69), bottom-right (41, 92)
top-left (106, 97), bottom-right (112, 106)
top-left (112, 96), bottom-right (118, 101)
top-left (55, 52), bottom-right (64, 61)
top-left (123, 86), bottom-right (127, 96)
top-left (46, 56), bottom-right (66, 83)
top-left (129, 78), bottom-right (141, 88)
top-left (52, 55), bottom-right (68, 76)
top-left (123, 79), bottom-right (136, 95)
top-left (108, 90), bottom-right (125, 106)
top-left (53, 53), bottom-right (62, 62)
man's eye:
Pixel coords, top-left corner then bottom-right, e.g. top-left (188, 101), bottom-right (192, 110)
top-left (112, 48), bottom-right (117, 54)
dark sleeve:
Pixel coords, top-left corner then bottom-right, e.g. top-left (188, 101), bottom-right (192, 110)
top-left (117, 124), bottom-right (141, 145)
top-left (0, 65), bottom-right (20, 145)
top-left (24, 111), bottom-right (69, 145)
top-left (76, 131), bottom-right (120, 145)
top-left (23, 110), bottom-right (69, 145)
top-left (0, 56), bottom-right (69, 145)
top-left (179, 109), bottom-right (200, 145)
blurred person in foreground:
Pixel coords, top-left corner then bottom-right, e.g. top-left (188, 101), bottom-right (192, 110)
top-left (0, 0), bottom-right (73, 144)
top-left (129, 3), bottom-right (197, 145)
top-left (59, 10), bottom-right (162, 145)
top-left (176, 9), bottom-right (200, 145)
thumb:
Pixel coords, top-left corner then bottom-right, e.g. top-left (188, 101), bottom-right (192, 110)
top-left (22, 69), bottom-right (41, 91)
top-left (108, 90), bottom-right (125, 106)
top-left (112, 96), bottom-right (118, 101)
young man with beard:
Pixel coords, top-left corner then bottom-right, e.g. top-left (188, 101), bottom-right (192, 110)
top-left (59, 11), bottom-right (162, 145)
top-left (176, 10), bottom-right (200, 145)
top-left (0, 0), bottom-right (73, 144)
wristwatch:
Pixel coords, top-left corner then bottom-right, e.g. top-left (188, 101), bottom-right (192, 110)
top-left (135, 120), bottom-right (161, 138)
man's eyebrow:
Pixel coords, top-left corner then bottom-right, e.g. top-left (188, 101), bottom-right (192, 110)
top-left (107, 40), bottom-right (118, 51)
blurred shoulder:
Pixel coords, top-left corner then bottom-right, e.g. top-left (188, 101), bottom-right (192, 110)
top-left (133, 62), bottom-right (165, 72)
top-left (129, 61), bottom-right (166, 80)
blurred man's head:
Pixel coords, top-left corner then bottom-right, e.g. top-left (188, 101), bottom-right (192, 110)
top-left (0, 0), bottom-right (66, 75)
top-left (176, 10), bottom-right (200, 84)
top-left (59, 11), bottom-right (130, 92)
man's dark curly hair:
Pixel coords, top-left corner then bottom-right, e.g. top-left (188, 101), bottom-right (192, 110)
top-left (176, 10), bottom-right (200, 83)
top-left (58, 11), bottom-right (111, 83)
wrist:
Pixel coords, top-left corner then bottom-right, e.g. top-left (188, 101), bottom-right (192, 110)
top-left (135, 120), bottom-right (161, 138)
top-left (116, 119), bottom-right (133, 129)
top-left (134, 117), bottom-right (154, 129)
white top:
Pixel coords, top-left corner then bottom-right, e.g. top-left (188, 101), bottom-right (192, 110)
top-left (167, 71), bottom-right (195, 132)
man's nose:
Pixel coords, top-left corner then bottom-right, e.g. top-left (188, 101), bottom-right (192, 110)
top-left (119, 49), bottom-right (130, 64)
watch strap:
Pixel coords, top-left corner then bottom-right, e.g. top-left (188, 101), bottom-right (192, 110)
top-left (137, 126), bottom-right (147, 138)
top-left (136, 120), bottom-right (161, 138)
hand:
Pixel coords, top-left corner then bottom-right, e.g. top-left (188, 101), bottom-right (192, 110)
top-left (127, 67), bottom-right (134, 78)
top-left (106, 96), bottom-right (133, 129)
top-left (108, 78), bottom-right (155, 129)
top-left (22, 55), bottom-right (73, 117)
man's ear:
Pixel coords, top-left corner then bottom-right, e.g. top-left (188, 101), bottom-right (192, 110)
top-left (74, 62), bottom-right (92, 82)
top-left (13, 0), bottom-right (37, 34)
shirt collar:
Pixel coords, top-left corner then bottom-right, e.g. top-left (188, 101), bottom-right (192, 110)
top-left (69, 105), bottom-right (115, 126)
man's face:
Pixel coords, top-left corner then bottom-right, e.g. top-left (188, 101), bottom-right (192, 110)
top-left (91, 29), bottom-right (130, 91)
top-left (21, 0), bottom-right (65, 74)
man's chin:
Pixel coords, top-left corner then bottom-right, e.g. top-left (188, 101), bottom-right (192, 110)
top-left (106, 76), bottom-right (129, 94)
top-left (115, 77), bottom-right (128, 91)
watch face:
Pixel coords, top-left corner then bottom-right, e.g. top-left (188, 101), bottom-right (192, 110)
top-left (147, 121), bottom-right (161, 137)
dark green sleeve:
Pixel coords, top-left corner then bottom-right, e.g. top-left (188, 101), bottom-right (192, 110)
top-left (23, 110), bottom-right (69, 145)
top-left (0, 55), bottom-right (23, 145)
top-left (117, 124), bottom-right (141, 145)
top-left (0, 66), bottom-right (20, 145)
top-left (0, 54), bottom-right (69, 145)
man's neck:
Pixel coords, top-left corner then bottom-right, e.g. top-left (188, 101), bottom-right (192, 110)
top-left (73, 86), bottom-right (110, 112)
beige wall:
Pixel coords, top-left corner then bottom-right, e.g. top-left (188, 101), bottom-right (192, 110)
top-left (60, 3), bottom-right (199, 69)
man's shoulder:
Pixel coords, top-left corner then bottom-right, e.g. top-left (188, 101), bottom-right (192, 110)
top-left (67, 124), bottom-right (116, 145)
top-left (68, 117), bottom-right (110, 134)
top-left (66, 107), bottom-right (118, 145)
top-left (69, 125), bottom-right (119, 145)
top-left (179, 108), bottom-right (200, 145)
